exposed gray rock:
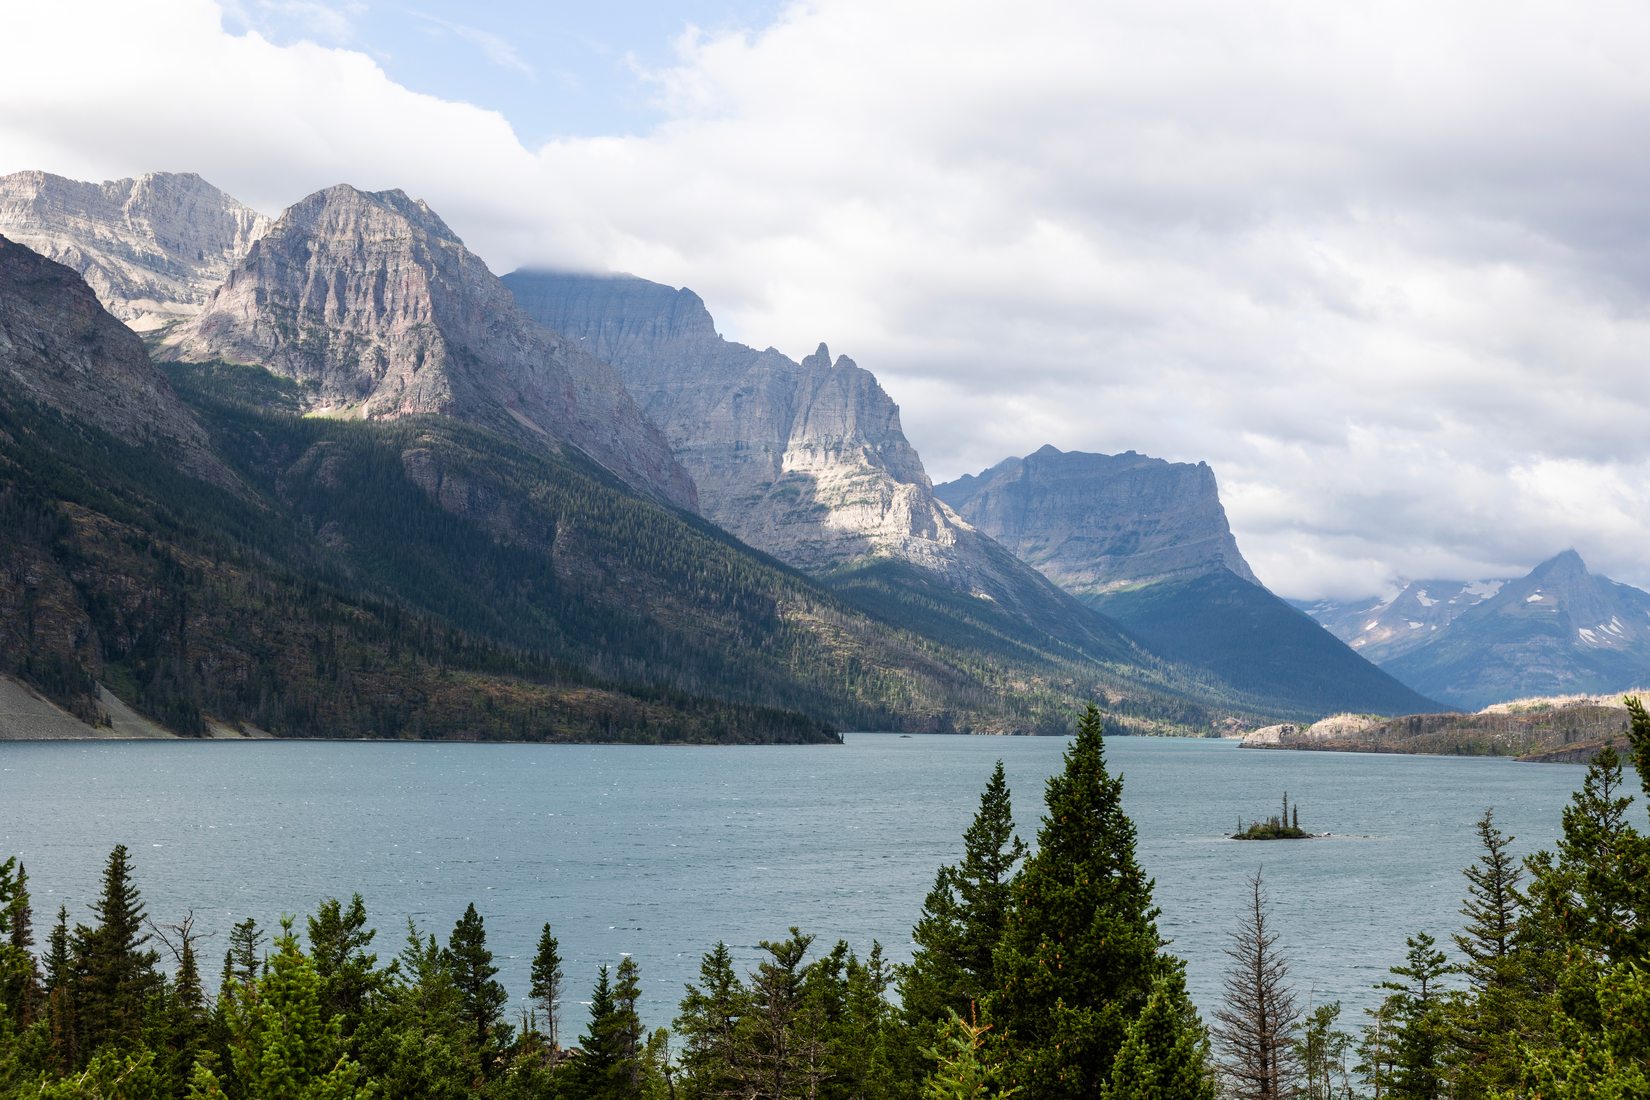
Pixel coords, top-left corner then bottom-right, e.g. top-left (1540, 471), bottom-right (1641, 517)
top-left (0, 234), bottom-right (231, 487)
top-left (160, 186), bottom-right (695, 510)
top-left (934, 445), bottom-right (1258, 595)
top-left (1298, 578), bottom-right (1507, 664)
top-left (502, 270), bottom-right (1059, 612)
top-left (0, 170), bottom-right (268, 331)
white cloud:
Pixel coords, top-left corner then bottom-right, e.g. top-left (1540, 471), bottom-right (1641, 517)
top-left (413, 13), bottom-right (536, 78)
top-left (5, 0), bottom-right (1650, 598)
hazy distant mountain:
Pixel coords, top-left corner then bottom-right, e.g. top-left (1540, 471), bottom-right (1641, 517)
top-left (159, 186), bottom-right (696, 510)
top-left (501, 270), bottom-right (1136, 655)
top-left (935, 445), bottom-right (1258, 594)
top-left (1298, 578), bottom-right (1507, 664)
top-left (937, 445), bottom-right (1440, 718)
top-left (1366, 551), bottom-right (1650, 709)
top-left (0, 170), bottom-right (268, 330)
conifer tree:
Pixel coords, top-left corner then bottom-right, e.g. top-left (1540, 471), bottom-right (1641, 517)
top-left (1375, 933), bottom-right (1453, 1100)
top-left (529, 922), bottom-right (564, 1053)
top-left (1104, 967), bottom-right (1216, 1100)
top-left (193, 920), bottom-right (368, 1099)
top-left (1214, 869), bottom-right (1301, 1100)
top-left (1449, 809), bottom-right (1525, 1098)
top-left (72, 844), bottom-right (158, 1053)
top-left (743, 928), bottom-right (825, 1100)
top-left (307, 894), bottom-right (382, 1037)
top-left (45, 905), bottom-right (76, 1072)
top-left (920, 1009), bottom-right (1017, 1099)
top-left (902, 761), bottom-right (1027, 1031)
top-left (445, 903), bottom-right (507, 1066)
top-left (676, 941), bottom-right (746, 1099)
top-left (1296, 1003), bottom-right (1354, 1100)
top-left (993, 704), bottom-right (1174, 1099)
top-left (574, 965), bottom-right (628, 1099)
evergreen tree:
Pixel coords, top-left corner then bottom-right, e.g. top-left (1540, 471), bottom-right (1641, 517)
top-left (225, 917), bottom-right (266, 992)
top-left (307, 894), bottom-right (383, 1038)
top-left (742, 929), bottom-right (825, 1100)
top-left (0, 860), bottom-right (40, 1026)
top-left (1375, 933), bottom-right (1453, 1100)
top-left (45, 905), bottom-right (76, 1072)
top-left (574, 965), bottom-right (637, 1099)
top-left (1213, 869), bottom-right (1301, 1100)
top-left (529, 921), bottom-right (564, 1052)
top-left (675, 941), bottom-right (746, 1100)
top-left (920, 1009), bottom-right (1017, 1100)
top-left (1449, 809), bottom-right (1526, 1099)
top-left (444, 902), bottom-right (507, 1068)
top-left (71, 844), bottom-right (158, 1054)
top-left (1295, 1002), bottom-right (1354, 1100)
top-left (1103, 967), bottom-right (1216, 1100)
top-left (193, 920), bottom-right (368, 1100)
top-left (992, 704), bottom-right (1174, 1099)
top-left (902, 761), bottom-right (1027, 1032)
top-left (353, 920), bottom-right (471, 1100)
top-left (612, 956), bottom-right (648, 1095)
top-left (1512, 958), bottom-right (1650, 1097)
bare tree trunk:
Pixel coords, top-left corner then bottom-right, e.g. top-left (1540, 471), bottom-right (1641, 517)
top-left (1214, 869), bottom-right (1302, 1100)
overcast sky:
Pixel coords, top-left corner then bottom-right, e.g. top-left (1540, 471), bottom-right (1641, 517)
top-left (6, 0), bottom-right (1649, 600)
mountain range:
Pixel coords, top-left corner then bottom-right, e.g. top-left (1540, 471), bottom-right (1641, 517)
top-left (7, 166), bottom-right (1635, 740)
top-left (1302, 550), bottom-right (1650, 709)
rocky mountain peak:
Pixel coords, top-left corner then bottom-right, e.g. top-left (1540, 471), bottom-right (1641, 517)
top-left (0, 169), bottom-right (269, 330)
top-left (935, 445), bottom-right (1259, 595)
top-left (1529, 548), bottom-right (1588, 582)
top-left (0, 234), bottom-right (230, 487)
top-left (160, 185), bottom-right (696, 510)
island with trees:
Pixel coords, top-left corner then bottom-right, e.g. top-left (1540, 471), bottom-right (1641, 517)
top-left (1232, 790), bottom-right (1313, 839)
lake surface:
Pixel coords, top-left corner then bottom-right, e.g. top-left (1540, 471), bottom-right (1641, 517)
top-left (0, 734), bottom-right (1596, 1030)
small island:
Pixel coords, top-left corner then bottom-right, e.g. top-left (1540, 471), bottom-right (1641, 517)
top-left (1232, 791), bottom-right (1312, 840)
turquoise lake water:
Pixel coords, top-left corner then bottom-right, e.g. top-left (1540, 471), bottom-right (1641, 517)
top-left (0, 734), bottom-right (1595, 1028)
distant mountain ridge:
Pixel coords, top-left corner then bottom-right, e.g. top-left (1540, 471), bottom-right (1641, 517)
top-left (0, 169), bottom-right (268, 330)
top-left (1305, 551), bottom-right (1650, 709)
top-left (937, 444), bottom-right (1440, 719)
top-left (158, 186), bottom-right (696, 510)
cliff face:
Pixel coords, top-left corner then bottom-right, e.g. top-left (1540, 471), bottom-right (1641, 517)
top-left (159, 187), bottom-right (695, 510)
top-left (501, 270), bottom-right (1065, 613)
top-left (935, 445), bottom-right (1258, 595)
top-left (0, 170), bottom-right (268, 331)
top-left (0, 234), bottom-right (229, 486)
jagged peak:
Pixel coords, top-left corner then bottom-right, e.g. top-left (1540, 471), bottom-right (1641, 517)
top-left (801, 342), bottom-right (832, 371)
top-left (1530, 548), bottom-right (1588, 578)
top-left (279, 183), bottom-right (462, 248)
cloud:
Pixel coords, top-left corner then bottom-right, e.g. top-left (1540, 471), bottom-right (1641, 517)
top-left (5, 0), bottom-right (1650, 598)
top-left (413, 13), bottom-right (536, 78)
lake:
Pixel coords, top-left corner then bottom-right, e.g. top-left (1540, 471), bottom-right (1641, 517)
top-left (0, 734), bottom-right (1595, 1030)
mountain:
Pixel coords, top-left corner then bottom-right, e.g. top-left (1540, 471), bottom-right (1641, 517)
top-left (934, 445), bottom-right (1258, 594)
top-left (1367, 551), bottom-right (1650, 709)
top-left (937, 445), bottom-right (1440, 719)
top-left (1297, 579), bottom-right (1507, 664)
top-left (157, 186), bottom-right (695, 510)
top-left (0, 170), bottom-right (268, 330)
top-left (500, 270), bottom-right (1141, 663)
top-left (0, 232), bottom-right (1255, 741)
top-left (0, 233), bottom-right (229, 487)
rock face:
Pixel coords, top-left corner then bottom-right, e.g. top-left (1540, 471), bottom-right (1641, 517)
top-left (1336, 551), bottom-right (1650, 710)
top-left (934, 445), bottom-right (1258, 595)
top-left (0, 170), bottom-right (268, 331)
top-left (160, 187), bottom-right (695, 510)
top-left (501, 270), bottom-right (1064, 613)
top-left (0, 234), bottom-right (229, 486)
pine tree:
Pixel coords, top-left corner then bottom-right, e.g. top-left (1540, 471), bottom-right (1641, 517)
top-left (1213, 869), bottom-right (1301, 1100)
top-left (529, 922), bottom-right (564, 1053)
top-left (574, 965), bottom-right (632, 1099)
top-left (193, 920), bottom-right (368, 1099)
top-left (742, 928), bottom-right (825, 1100)
top-left (1295, 1002), bottom-right (1354, 1100)
top-left (1376, 933), bottom-right (1453, 1100)
top-left (993, 704), bottom-right (1173, 1099)
top-left (307, 894), bottom-right (382, 1037)
top-left (920, 1009), bottom-right (1018, 1099)
top-left (71, 844), bottom-right (158, 1053)
top-left (445, 902), bottom-right (507, 1067)
top-left (902, 760), bottom-right (1027, 1031)
top-left (1103, 967), bottom-right (1216, 1100)
top-left (225, 917), bottom-right (266, 992)
top-left (45, 905), bottom-right (77, 1072)
top-left (676, 941), bottom-right (746, 1099)
top-left (1449, 808), bottom-right (1525, 1099)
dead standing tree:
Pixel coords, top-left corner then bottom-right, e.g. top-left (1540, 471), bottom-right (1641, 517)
top-left (1215, 869), bottom-right (1302, 1100)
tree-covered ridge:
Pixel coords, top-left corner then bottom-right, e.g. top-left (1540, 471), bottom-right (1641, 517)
top-left (0, 350), bottom-right (1315, 743)
top-left (6, 701), bottom-right (1650, 1095)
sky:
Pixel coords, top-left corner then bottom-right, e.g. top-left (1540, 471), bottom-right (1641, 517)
top-left (4, 0), bottom-right (1649, 600)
